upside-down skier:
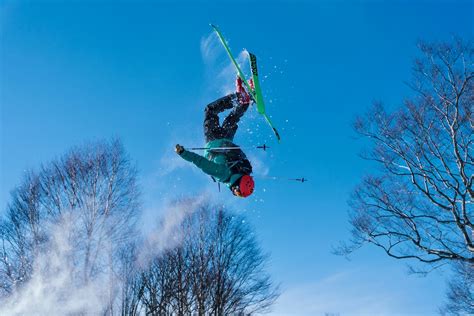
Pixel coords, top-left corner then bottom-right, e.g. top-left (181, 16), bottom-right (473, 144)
top-left (175, 78), bottom-right (255, 198)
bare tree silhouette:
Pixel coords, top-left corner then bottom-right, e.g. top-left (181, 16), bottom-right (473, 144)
top-left (339, 39), bottom-right (473, 314)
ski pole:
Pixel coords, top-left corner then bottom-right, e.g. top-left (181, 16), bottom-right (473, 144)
top-left (256, 176), bottom-right (309, 183)
top-left (291, 178), bottom-right (309, 183)
top-left (187, 146), bottom-right (240, 151)
top-left (186, 144), bottom-right (270, 151)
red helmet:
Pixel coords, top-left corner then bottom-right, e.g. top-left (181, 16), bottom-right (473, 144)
top-left (238, 175), bottom-right (254, 197)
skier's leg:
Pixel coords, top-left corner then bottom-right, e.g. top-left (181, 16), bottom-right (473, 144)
top-left (222, 94), bottom-right (250, 140)
top-left (203, 94), bottom-right (236, 142)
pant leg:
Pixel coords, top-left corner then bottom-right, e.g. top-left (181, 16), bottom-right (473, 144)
top-left (203, 94), bottom-right (237, 142)
top-left (221, 93), bottom-right (249, 140)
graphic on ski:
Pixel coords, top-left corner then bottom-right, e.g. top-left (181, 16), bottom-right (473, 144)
top-left (210, 24), bottom-right (281, 142)
top-left (248, 52), bottom-right (281, 142)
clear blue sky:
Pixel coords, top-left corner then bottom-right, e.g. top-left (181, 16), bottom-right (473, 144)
top-left (1, 1), bottom-right (472, 315)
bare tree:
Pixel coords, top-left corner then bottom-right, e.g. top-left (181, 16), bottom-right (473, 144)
top-left (0, 139), bottom-right (140, 314)
top-left (339, 39), bottom-right (473, 313)
top-left (207, 209), bottom-right (278, 315)
top-left (138, 204), bottom-right (279, 315)
top-left (139, 246), bottom-right (192, 315)
top-left (120, 243), bottom-right (144, 316)
top-left (440, 261), bottom-right (474, 315)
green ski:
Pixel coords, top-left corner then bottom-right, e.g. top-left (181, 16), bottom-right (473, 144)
top-left (210, 24), bottom-right (281, 142)
top-left (248, 52), bottom-right (281, 142)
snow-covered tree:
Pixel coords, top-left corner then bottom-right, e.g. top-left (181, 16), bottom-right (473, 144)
top-left (0, 139), bottom-right (140, 314)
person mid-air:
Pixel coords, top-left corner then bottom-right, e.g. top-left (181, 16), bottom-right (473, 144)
top-left (175, 78), bottom-right (255, 198)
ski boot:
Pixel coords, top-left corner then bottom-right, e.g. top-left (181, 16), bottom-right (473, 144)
top-left (248, 78), bottom-right (254, 91)
top-left (236, 77), bottom-right (251, 105)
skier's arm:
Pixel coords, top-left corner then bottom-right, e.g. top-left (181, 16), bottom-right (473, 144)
top-left (179, 150), bottom-right (231, 180)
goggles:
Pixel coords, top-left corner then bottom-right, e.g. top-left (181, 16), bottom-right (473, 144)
top-left (232, 186), bottom-right (244, 198)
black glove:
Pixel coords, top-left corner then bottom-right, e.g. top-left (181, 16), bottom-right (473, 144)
top-left (175, 144), bottom-right (184, 155)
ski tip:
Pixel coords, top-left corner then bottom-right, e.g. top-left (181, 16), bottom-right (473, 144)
top-left (210, 23), bottom-right (218, 30)
top-left (274, 128), bottom-right (281, 143)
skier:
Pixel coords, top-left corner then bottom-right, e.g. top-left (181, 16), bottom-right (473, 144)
top-left (175, 78), bottom-right (255, 198)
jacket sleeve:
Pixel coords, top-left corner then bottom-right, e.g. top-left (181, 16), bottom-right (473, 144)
top-left (179, 150), bottom-right (231, 180)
